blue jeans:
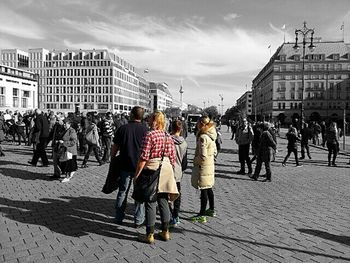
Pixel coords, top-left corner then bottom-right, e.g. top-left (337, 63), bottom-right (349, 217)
top-left (115, 170), bottom-right (145, 225)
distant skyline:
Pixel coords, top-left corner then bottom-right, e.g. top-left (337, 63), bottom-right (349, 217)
top-left (1, 0), bottom-right (350, 111)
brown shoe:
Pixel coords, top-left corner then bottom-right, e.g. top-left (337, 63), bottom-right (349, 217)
top-left (138, 233), bottom-right (154, 244)
top-left (158, 230), bottom-right (170, 241)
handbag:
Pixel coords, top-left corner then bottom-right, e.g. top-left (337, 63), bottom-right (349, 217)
top-left (59, 150), bottom-right (72, 162)
top-left (85, 125), bottom-right (99, 146)
top-left (132, 134), bottom-right (167, 203)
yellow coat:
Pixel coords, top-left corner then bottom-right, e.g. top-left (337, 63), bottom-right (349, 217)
top-left (191, 125), bottom-right (217, 189)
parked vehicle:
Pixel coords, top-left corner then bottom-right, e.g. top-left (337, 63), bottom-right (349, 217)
top-left (186, 114), bottom-right (202, 133)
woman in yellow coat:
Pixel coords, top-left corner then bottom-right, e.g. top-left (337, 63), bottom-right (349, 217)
top-left (191, 116), bottom-right (217, 223)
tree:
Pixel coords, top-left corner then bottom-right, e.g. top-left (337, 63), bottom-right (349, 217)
top-left (164, 107), bottom-right (181, 118)
top-left (224, 106), bottom-right (242, 121)
top-left (203, 106), bottom-right (219, 120)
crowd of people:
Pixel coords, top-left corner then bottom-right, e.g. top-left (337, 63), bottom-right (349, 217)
top-left (0, 107), bottom-right (348, 244)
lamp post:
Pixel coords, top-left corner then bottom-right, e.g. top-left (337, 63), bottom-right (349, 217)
top-left (219, 94), bottom-right (224, 115)
top-left (293, 21), bottom-right (316, 127)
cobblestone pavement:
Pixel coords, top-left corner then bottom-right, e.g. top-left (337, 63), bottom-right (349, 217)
top-left (1, 131), bottom-right (350, 263)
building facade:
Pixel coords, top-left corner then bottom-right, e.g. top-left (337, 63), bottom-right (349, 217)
top-left (236, 91), bottom-right (252, 118)
top-left (1, 48), bottom-right (151, 114)
top-left (149, 82), bottom-right (173, 112)
top-left (252, 41), bottom-right (350, 124)
top-left (0, 64), bottom-right (38, 112)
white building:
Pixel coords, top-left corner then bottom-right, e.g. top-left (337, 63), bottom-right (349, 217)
top-left (236, 91), bottom-right (252, 117)
top-left (0, 64), bottom-right (38, 112)
top-left (1, 48), bottom-right (150, 114)
top-left (149, 82), bottom-right (173, 112)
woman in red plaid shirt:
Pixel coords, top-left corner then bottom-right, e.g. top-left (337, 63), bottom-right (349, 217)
top-left (135, 111), bottom-right (179, 244)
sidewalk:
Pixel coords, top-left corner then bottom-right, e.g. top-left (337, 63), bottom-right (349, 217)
top-left (0, 132), bottom-right (350, 263)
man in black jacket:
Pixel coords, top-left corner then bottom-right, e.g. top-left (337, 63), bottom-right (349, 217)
top-left (28, 109), bottom-right (50, 167)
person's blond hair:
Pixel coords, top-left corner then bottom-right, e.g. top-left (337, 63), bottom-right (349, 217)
top-left (149, 111), bottom-right (165, 130)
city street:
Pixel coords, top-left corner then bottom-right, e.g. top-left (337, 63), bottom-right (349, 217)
top-left (0, 130), bottom-right (350, 263)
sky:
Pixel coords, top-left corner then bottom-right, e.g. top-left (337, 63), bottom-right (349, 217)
top-left (1, 0), bottom-right (350, 112)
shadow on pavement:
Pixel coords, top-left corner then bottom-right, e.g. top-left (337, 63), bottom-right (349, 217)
top-left (0, 196), bottom-right (138, 241)
top-left (184, 228), bottom-right (350, 261)
top-left (298, 228), bottom-right (350, 247)
top-left (220, 148), bottom-right (238, 154)
top-left (0, 167), bottom-right (54, 181)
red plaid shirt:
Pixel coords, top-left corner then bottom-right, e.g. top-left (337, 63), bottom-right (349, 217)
top-left (139, 130), bottom-right (176, 167)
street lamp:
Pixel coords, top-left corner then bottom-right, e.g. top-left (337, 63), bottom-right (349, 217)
top-left (293, 21), bottom-right (316, 127)
top-left (219, 94), bottom-right (224, 115)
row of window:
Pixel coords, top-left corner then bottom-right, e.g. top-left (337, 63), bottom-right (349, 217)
top-left (0, 96), bottom-right (28, 108)
top-left (45, 103), bottom-right (133, 111)
top-left (44, 60), bottom-right (110, 68)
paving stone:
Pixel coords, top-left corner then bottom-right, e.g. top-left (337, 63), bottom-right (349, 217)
top-left (1, 132), bottom-right (350, 262)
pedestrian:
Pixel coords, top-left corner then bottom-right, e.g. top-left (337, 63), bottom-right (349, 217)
top-left (169, 119), bottom-right (188, 227)
top-left (250, 122), bottom-right (263, 164)
top-left (191, 115), bottom-right (217, 223)
top-left (14, 115), bottom-right (27, 145)
top-left (325, 122), bottom-right (340, 166)
top-left (100, 112), bottom-right (114, 163)
top-left (81, 117), bottom-right (105, 168)
top-left (0, 113), bottom-right (6, 156)
top-left (251, 122), bottom-right (276, 182)
top-left (111, 106), bottom-right (148, 228)
top-left (134, 111), bottom-right (178, 244)
top-left (320, 121), bottom-right (326, 147)
top-left (300, 122), bottom-right (312, 159)
top-left (235, 118), bottom-right (254, 175)
top-left (59, 118), bottom-right (78, 182)
top-left (312, 121), bottom-right (321, 145)
top-left (48, 114), bottom-right (66, 179)
top-left (282, 126), bottom-right (302, 167)
top-left (28, 109), bottom-right (50, 167)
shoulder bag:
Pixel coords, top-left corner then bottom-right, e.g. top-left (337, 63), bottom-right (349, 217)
top-left (132, 133), bottom-right (167, 203)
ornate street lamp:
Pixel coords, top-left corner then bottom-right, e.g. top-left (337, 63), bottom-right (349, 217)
top-left (293, 21), bottom-right (316, 127)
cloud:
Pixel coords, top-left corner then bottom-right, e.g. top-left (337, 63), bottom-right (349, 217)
top-left (223, 13), bottom-right (240, 22)
top-left (59, 14), bottom-right (284, 79)
top-left (0, 6), bottom-right (46, 40)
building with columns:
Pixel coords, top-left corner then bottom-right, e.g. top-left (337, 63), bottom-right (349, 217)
top-left (0, 64), bottom-right (38, 112)
top-left (252, 41), bottom-right (350, 124)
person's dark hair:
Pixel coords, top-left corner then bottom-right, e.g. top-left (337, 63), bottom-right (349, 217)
top-left (130, 106), bottom-right (144, 121)
top-left (171, 119), bottom-right (183, 133)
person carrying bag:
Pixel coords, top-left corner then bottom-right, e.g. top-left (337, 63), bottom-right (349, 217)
top-left (133, 111), bottom-right (178, 244)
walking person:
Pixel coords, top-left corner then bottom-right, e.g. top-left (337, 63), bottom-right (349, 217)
top-left (235, 118), bottom-right (254, 175)
top-left (250, 122), bottom-right (263, 164)
top-left (49, 114), bottom-right (66, 179)
top-left (59, 118), bottom-right (78, 182)
top-left (111, 106), bottom-right (148, 228)
top-left (325, 122), bottom-right (340, 166)
top-left (169, 119), bottom-right (188, 227)
top-left (134, 111), bottom-right (178, 244)
top-left (250, 122), bottom-right (276, 182)
top-left (300, 122), bottom-right (312, 159)
top-left (14, 115), bottom-right (27, 146)
top-left (0, 113), bottom-right (6, 156)
top-left (81, 117), bottom-right (104, 168)
top-left (100, 112), bottom-right (114, 163)
top-left (28, 109), bottom-right (50, 167)
top-left (191, 116), bottom-right (217, 223)
top-left (282, 126), bottom-right (302, 167)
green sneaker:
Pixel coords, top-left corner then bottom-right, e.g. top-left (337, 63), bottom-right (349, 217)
top-left (204, 209), bottom-right (216, 217)
top-left (190, 215), bottom-right (207, 223)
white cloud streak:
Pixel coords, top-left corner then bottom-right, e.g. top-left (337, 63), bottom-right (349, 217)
top-left (0, 6), bottom-right (46, 40)
top-left (60, 14), bottom-right (283, 78)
